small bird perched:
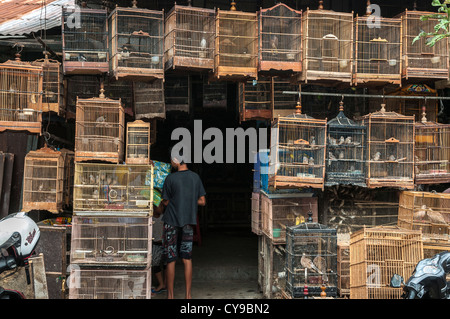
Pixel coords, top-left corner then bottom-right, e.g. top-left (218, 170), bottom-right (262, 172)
top-left (372, 152), bottom-right (381, 161)
top-left (339, 151), bottom-right (344, 159)
top-left (310, 136), bottom-right (316, 146)
top-left (96, 115), bottom-right (106, 123)
top-left (338, 136), bottom-right (345, 145)
top-left (301, 253), bottom-right (322, 274)
top-left (329, 152), bottom-right (336, 160)
top-left (388, 154), bottom-right (396, 161)
top-left (200, 38), bottom-right (207, 49)
top-left (270, 35), bottom-right (278, 55)
top-left (345, 136), bottom-right (352, 144)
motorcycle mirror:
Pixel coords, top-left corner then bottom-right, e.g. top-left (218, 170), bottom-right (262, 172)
top-left (390, 273), bottom-right (404, 288)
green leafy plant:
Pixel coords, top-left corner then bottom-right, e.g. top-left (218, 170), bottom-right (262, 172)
top-left (412, 0), bottom-right (450, 47)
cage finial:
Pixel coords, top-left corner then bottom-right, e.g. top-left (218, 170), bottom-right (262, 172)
top-left (380, 103), bottom-right (386, 113)
top-left (421, 105), bottom-right (427, 123)
top-left (230, 1), bottom-right (237, 10)
top-left (365, 0), bottom-right (371, 16)
top-left (295, 100), bottom-right (302, 114)
top-left (320, 285), bottom-right (327, 298)
top-left (187, 0), bottom-right (192, 6)
top-left (132, 0), bottom-right (137, 8)
top-left (318, 0), bottom-right (323, 10)
top-left (413, 1), bottom-right (417, 10)
top-left (99, 82), bottom-right (105, 98)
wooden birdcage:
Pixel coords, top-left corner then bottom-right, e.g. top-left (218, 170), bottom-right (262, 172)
top-left (238, 76), bottom-right (272, 122)
top-left (105, 78), bottom-right (134, 116)
top-left (203, 78), bottom-right (227, 109)
top-left (396, 10), bottom-right (449, 80)
top-left (258, 3), bottom-right (302, 73)
top-left (73, 162), bottom-right (154, 214)
top-left (62, 7), bottom-right (109, 75)
top-left (414, 111), bottom-right (450, 185)
top-left (337, 243), bottom-right (350, 297)
top-left (326, 101), bottom-right (366, 187)
top-left (298, 1), bottom-right (353, 85)
top-left (133, 80), bottom-right (165, 119)
top-left (269, 103), bottom-right (327, 189)
top-left (0, 54), bottom-right (43, 134)
top-left (259, 234), bottom-right (287, 298)
top-left (353, 11), bottom-right (402, 86)
top-left (164, 4), bottom-right (215, 71)
top-left (65, 75), bottom-right (101, 116)
top-left (398, 191), bottom-right (450, 242)
top-left (22, 146), bottom-right (74, 214)
top-left (359, 103), bottom-right (415, 189)
top-left (68, 267), bottom-right (151, 299)
top-left (126, 120), bottom-right (151, 164)
top-left (272, 77), bottom-right (299, 118)
top-left (74, 86), bottom-right (125, 163)
top-left (165, 75), bottom-right (190, 113)
top-left (349, 226), bottom-right (423, 299)
top-left (109, 2), bottom-right (164, 81)
top-left (260, 191), bottom-right (318, 244)
top-left (70, 215), bottom-right (152, 267)
top-left (32, 52), bottom-right (64, 116)
top-left (251, 192), bottom-right (261, 235)
top-left (285, 221), bottom-right (337, 298)
top-left (213, 2), bottom-right (258, 81)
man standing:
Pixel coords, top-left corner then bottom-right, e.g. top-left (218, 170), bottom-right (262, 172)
top-left (161, 151), bottom-right (206, 299)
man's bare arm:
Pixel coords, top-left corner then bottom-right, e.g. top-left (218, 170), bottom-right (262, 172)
top-left (197, 196), bottom-right (206, 206)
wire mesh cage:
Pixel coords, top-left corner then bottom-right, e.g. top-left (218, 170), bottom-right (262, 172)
top-left (68, 267), bottom-right (151, 299)
top-left (349, 226), bottom-right (423, 299)
top-left (398, 191), bottom-right (450, 242)
top-left (269, 104), bottom-right (327, 189)
top-left (32, 52), bottom-right (64, 116)
top-left (65, 75), bottom-right (101, 116)
top-left (70, 215), bottom-right (152, 267)
top-left (203, 78), bottom-right (227, 109)
top-left (62, 7), bottom-right (109, 74)
top-left (258, 3), bottom-right (302, 73)
top-left (109, 3), bottom-right (164, 81)
top-left (272, 77), bottom-right (299, 118)
top-left (126, 120), bottom-right (151, 165)
top-left (299, 2), bottom-right (353, 85)
top-left (285, 221), bottom-right (337, 298)
top-left (359, 103), bottom-right (415, 189)
top-left (74, 86), bottom-right (125, 164)
top-left (22, 146), bottom-right (74, 214)
top-left (165, 75), bottom-right (190, 113)
top-left (165, 4), bottom-right (215, 71)
top-left (214, 4), bottom-right (258, 80)
top-left (326, 101), bottom-right (366, 187)
top-left (0, 54), bottom-right (43, 134)
top-left (353, 14), bottom-right (401, 86)
top-left (133, 79), bottom-right (165, 120)
top-left (260, 235), bottom-right (287, 298)
top-left (396, 10), bottom-right (449, 80)
top-left (104, 79), bottom-right (134, 117)
top-left (337, 242), bottom-right (350, 297)
top-left (238, 76), bottom-right (272, 122)
top-left (260, 191), bottom-right (318, 244)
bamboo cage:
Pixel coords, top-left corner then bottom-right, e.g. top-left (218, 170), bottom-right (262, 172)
top-left (165, 75), bottom-right (190, 113)
top-left (414, 112), bottom-right (450, 185)
top-left (298, 1), bottom-right (353, 85)
top-left (105, 79), bottom-right (134, 116)
top-left (22, 146), bottom-right (74, 214)
top-left (62, 7), bottom-right (109, 75)
top-left (258, 3), bottom-right (302, 73)
top-left (68, 267), bottom-right (151, 299)
top-left (74, 86), bottom-right (125, 164)
top-left (70, 215), bottom-right (152, 267)
top-left (398, 191), bottom-right (450, 242)
top-left (251, 192), bottom-right (261, 235)
top-left (359, 103), bottom-right (415, 189)
top-left (326, 101), bottom-right (366, 187)
top-left (259, 234), bottom-right (287, 298)
top-left (269, 103), bottom-right (327, 189)
top-left (203, 78), bottom-right (227, 109)
top-left (337, 243), bottom-right (350, 297)
top-left (260, 191), bottom-right (318, 244)
top-left (65, 75), bottom-right (101, 116)
top-left (126, 120), bottom-right (151, 165)
top-left (164, 4), bottom-right (215, 71)
top-left (396, 10), bottom-right (449, 80)
top-left (109, 3), bottom-right (164, 81)
top-left (213, 3), bottom-right (258, 80)
top-left (349, 226), bottom-right (423, 299)
top-left (272, 77), bottom-right (299, 118)
top-left (32, 52), bottom-right (64, 115)
top-left (133, 80), bottom-right (165, 119)
top-left (353, 13), bottom-right (402, 86)
top-left (0, 54), bottom-right (43, 134)
top-left (238, 76), bottom-right (272, 122)
top-left (73, 162), bottom-right (154, 214)
top-left (285, 221), bottom-right (337, 298)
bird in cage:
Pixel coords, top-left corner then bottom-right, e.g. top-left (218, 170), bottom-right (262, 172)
top-left (200, 37), bottom-right (207, 49)
top-left (310, 136), bottom-right (316, 146)
top-left (303, 156), bottom-right (309, 164)
top-left (301, 253), bottom-right (322, 274)
top-left (345, 136), bottom-right (352, 144)
top-left (329, 152), bottom-right (336, 160)
top-left (328, 136), bottom-right (337, 145)
top-left (372, 152), bottom-right (381, 161)
top-left (338, 151), bottom-right (344, 159)
top-left (388, 154), bottom-right (396, 161)
top-left (78, 54), bottom-right (87, 62)
top-left (338, 136), bottom-right (345, 145)
top-left (270, 35), bottom-right (278, 55)
top-left (309, 157), bottom-right (314, 165)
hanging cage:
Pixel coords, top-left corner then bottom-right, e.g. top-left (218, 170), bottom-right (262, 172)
top-left (126, 120), bottom-right (151, 165)
top-left (65, 75), bottom-right (101, 117)
top-left (337, 242), bottom-right (350, 298)
top-left (259, 234), bottom-right (287, 298)
top-left (203, 78), bottom-right (227, 109)
top-left (165, 75), bottom-right (190, 113)
top-left (238, 76), bottom-right (272, 122)
top-left (133, 79), bottom-right (165, 119)
top-left (272, 77), bottom-right (300, 118)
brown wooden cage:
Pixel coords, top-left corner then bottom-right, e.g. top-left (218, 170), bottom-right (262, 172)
top-left (0, 54), bottom-right (43, 134)
top-left (238, 76), bottom-right (272, 122)
top-left (396, 10), bottom-right (449, 80)
top-left (353, 13), bottom-right (402, 86)
top-left (258, 3), bottom-right (302, 74)
top-left (105, 78), bottom-right (134, 116)
top-left (22, 146), bottom-right (74, 214)
top-left (259, 234), bottom-right (287, 298)
top-left (213, 3), bottom-right (258, 81)
top-left (272, 77), bottom-right (299, 118)
top-left (62, 7), bottom-right (109, 75)
top-left (398, 191), bottom-right (450, 242)
top-left (126, 120), bottom-right (151, 165)
top-left (109, 3), bottom-right (164, 81)
top-left (251, 192), bottom-right (261, 235)
top-left (359, 103), bottom-right (415, 189)
top-left (65, 75), bottom-right (101, 117)
top-left (164, 4), bottom-right (215, 71)
top-left (133, 79), bottom-right (165, 119)
top-left (74, 86), bottom-right (125, 164)
top-left (337, 243), bottom-right (350, 298)
top-left (165, 75), bottom-right (190, 113)
top-left (203, 78), bottom-right (227, 109)
top-left (349, 226), bottom-right (423, 299)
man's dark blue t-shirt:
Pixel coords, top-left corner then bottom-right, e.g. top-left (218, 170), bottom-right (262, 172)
top-left (161, 169), bottom-right (206, 227)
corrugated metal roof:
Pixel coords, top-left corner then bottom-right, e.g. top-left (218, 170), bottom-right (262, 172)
top-left (0, 0), bottom-right (74, 36)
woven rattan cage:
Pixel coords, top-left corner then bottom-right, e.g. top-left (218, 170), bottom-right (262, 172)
top-left (238, 76), bottom-right (272, 122)
top-left (126, 120), bottom-right (151, 164)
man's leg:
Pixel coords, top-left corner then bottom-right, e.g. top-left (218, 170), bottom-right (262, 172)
top-left (182, 258), bottom-right (192, 299)
top-left (162, 224), bottom-right (178, 299)
top-left (165, 260), bottom-right (176, 299)
top-left (180, 225), bottom-right (194, 299)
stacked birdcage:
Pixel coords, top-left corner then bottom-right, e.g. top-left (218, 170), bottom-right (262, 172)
top-left (251, 192), bottom-right (261, 235)
top-left (359, 103), bottom-right (415, 189)
top-left (349, 226), bottom-right (423, 299)
top-left (62, 7), bottom-right (109, 74)
top-left (126, 120), bottom-right (151, 164)
top-left (65, 75), bottom-right (101, 116)
top-left (272, 77), bottom-right (299, 118)
top-left (109, 3), bottom-right (164, 81)
top-left (285, 220), bottom-right (337, 298)
top-left (164, 4), bottom-right (215, 71)
top-left (259, 233), bottom-right (287, 298)
top-left (165, 75), bottom-right (190, 113)
top-left (203, 78), bottom-right (227, 109)
top-left (133, 80), bottom-right (165, 119)
top-left (326, 101), bottom-right (366, 187)
top-left (105, 78), bottom-right (134, 115)
top-left (238, 76), bottom-right (272, 122)
top-left (337, 243), bottom-right (350, 297)
top-left (258, 3), bottom-right (302, 74)
top-left (0, 54), bottom-right (43, 134)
